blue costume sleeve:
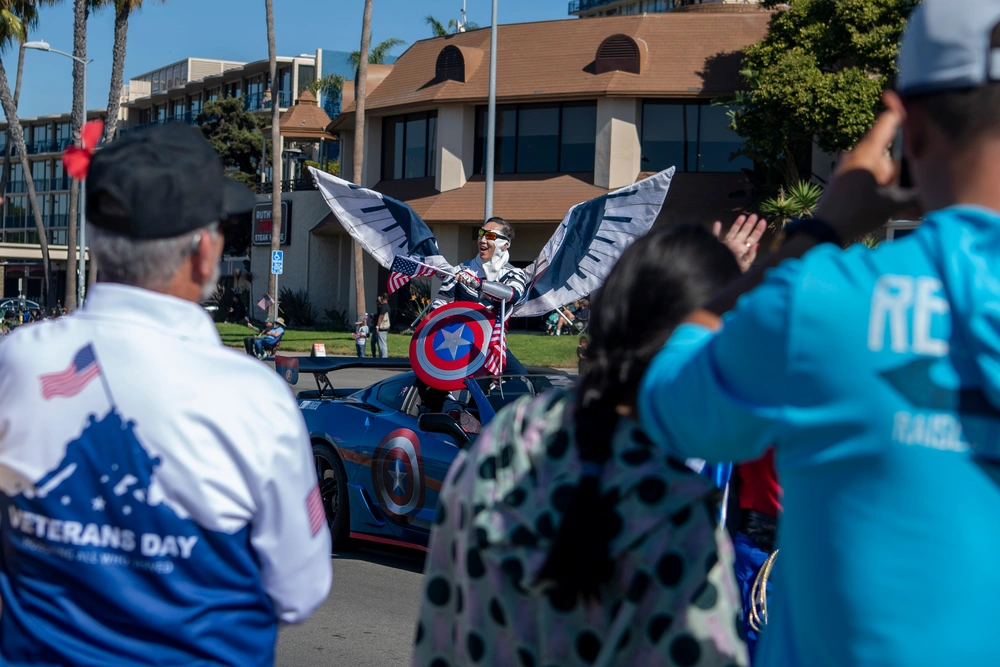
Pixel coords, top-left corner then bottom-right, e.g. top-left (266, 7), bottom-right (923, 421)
top-left (638, 261), bottom-right (800, 464)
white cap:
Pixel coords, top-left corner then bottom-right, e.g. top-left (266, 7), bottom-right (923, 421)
top-left (898, 0), bottom-right (1000, 95)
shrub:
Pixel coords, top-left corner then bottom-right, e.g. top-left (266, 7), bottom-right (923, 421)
top-left (279, 288), bottom-right (318, 327)
top-left (323, 306), bottom-right (352, 332)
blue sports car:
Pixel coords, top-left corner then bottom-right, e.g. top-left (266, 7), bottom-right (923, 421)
top-left (277, 357), bottom-right (573, 552)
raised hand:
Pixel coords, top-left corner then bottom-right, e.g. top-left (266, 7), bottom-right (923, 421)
top-left (713, 213), bottom-right (767, 271)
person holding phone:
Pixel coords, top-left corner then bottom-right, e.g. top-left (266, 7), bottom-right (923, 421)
top-left (639, 3), bottom-right (1000, 665)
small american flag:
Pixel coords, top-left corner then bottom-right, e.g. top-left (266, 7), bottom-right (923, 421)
top-left (40, 345), bottom-right (101, 400)
top-left (387, 256), bottom-right (439, 295)
top-left (306, 484), bottom-right (326, 537)
top-left (257, 294), bottom-right (274, 312)
top-left (483, 312), bottom-right (506, 376)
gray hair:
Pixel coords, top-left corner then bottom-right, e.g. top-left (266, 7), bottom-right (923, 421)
top-left (89, 223), bottom-right (219, 291)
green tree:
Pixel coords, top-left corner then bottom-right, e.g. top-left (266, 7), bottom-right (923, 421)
top-left (0, 0), bottom-right (57, 305)
top-left (349, 36), bottom-right (403, 69)
top-left (729, 0), bottom-right (919, 185)
top-left (196, 96), bottom-right (268, 187)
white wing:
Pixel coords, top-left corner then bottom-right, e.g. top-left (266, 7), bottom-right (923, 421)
top-left (515, 168), bottom-right (675, 317)
top-left (310, 167), bottom-right (444, 269)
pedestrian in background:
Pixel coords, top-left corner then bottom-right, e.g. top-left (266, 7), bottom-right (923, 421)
top-left (0, 124), bottom-right (331, 666)
top-left (639, 3), bottom-right (1000, 664)
top-left (355, 316), bottom-right (369, 358)
top-left (376, 293), bottom-right (391, 359)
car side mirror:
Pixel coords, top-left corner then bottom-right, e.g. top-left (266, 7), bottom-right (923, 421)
top-left (418, 413), bottom-right (471, 449)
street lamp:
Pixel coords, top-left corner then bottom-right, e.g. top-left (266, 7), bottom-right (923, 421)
top-left (484, 0), bottom-right (499, 221)
top-left (25, 40), bottom-right (93, 307)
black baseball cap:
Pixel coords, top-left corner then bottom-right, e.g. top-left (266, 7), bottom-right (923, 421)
top-left (87, 123), bottom-right (256, 240)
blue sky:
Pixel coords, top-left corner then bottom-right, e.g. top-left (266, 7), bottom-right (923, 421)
top-left (7, 0), bottom-right (569, 120)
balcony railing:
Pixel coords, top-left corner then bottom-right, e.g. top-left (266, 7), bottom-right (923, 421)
top-left (26, 138), bottom-right (73, 155)
top-left (254, 177), bottom-right (317, 195)
top-left (2, 214), bottom-right (70, 229)
top-left (5, 177), bottom-right (73, 194)
top-left (568, 0), bottom-right (616, 13)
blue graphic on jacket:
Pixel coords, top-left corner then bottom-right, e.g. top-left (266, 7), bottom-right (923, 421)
top-left (0, 410), bottom-right (278, 667)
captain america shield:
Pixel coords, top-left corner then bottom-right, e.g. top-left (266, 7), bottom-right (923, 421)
top-left (410, 301), bottom-right (495, 390)
top-left (371, 429), bottom-right (424, 522)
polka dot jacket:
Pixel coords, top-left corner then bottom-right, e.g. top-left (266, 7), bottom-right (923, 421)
top-left (413, 390), bottom-right (749, 667)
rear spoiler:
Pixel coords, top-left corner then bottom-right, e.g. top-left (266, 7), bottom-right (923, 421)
top-left (274, 355), bottom-right (411, 385)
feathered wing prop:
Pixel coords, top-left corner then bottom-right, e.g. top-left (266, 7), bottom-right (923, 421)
top-left (514, 168), bottom-right (675, 317)
top-left (309, 167), bottom-right (453, 272)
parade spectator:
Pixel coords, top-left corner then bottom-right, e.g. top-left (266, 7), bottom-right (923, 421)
top-left (576, 335), bottom-right (589, 376)
top-left (354, 316), bottom-right (369, 358)
top-left (639, 3), bottom-right (1000, 665)
top-left (414, 224), bottom-right (751, 667)
top-left (252, 317), bottom-right (285, 358)
top-left (0, 123), bottom-right (330, 666)
top-left (227, 294), bottom-right (248, 324)
top-left (575, 299), bottom-right (591, 332)
top-left (375, 293), bottom-right (390, 359)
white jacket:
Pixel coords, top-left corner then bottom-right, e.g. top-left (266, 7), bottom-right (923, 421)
top-left (0, 284), bottom-right (331, 666)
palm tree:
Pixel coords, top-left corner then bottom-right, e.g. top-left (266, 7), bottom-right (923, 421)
top-left (348, 36), bottom-right (403, 69)
top-left (307, 72), bottom-right (344, 117)
top-left (352, 0), bottom-right (373, 319)
top-left (101, 0), bottom-right (163, 144)
top-left (0, 40), bottom-right (25, 195)
top-left (64, 0), bottom-right (87, 310)
top-left (426, 14), bottom-right (480, 37)
top-left (265, 0), bottom-right (281, 321)
top-left (0, 0), bottom-right (57, 305)
top-left (426, 15), bottom-right (448, 37)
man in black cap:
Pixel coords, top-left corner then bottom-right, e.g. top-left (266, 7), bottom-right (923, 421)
top-left (0, 124), bottom-right (332, 666)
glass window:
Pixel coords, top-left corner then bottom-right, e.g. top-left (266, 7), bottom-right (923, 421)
top-left (428, 115), bottom-right (437, 180)
top-left (380, 112), bottom-right (438, 181)
top-left (31, 160), bottom-right (50, 182)
top-left (190, 96), bottom-right (203, 115)
top-left (52, 193), bottom-right (68, 227)
top-left (475, 102), bottom-right (597, 175)
top-left (516, 106), bottom-right (559, 174)
top-left (172, 99), bottom-right (185, 117)
top-left (156, 105), bottom-right (167, 122)
top-left (404, 116), bottom-right (428, 179)
top-left (55, 122), bottom-right (71, 143)
top-left (696, 105), bottom-right (751, 173)
top-left (641, 102), bottom-right (685, 173)
top-left (10, 162), bottom-right (23, 184)
top-left (5, 196), bottom-right (26, 228)
top-left (208, 88), bottom-right (220, 102)
top-left (376, 376), bottom-right (413, 411)
top-left (560, 104), bottom-right (596, 172)
top-left (641, 101), bottom-right (749, 173)
top-left (298, 65), bottom-right (315, 95)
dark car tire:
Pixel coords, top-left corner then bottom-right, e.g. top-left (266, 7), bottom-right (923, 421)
top-left (313, 442), bottom-right (355, 552)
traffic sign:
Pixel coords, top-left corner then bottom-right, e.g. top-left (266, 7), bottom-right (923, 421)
top-left (271, 250), bottom-right (283, 275)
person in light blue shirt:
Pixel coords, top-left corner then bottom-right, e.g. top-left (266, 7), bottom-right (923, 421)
top-left (639, 2), bottom-right (1000, 665)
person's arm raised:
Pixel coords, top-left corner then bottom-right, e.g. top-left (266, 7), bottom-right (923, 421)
top-left (696, 99), bottom-right (916, 325)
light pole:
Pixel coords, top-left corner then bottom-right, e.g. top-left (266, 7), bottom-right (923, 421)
top-left (484, 0), bottom-right (498, 221)
top-left (25, 41), bottom-right (93, 307)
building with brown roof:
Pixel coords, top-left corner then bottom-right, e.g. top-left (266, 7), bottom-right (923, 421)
top-left (251, 8), bottom-right (772, 320)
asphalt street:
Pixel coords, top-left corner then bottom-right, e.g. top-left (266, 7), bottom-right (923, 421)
top-left (269, 359), bottom-right (425, 667)
top-left (276, 548), bottom-right (425, 667)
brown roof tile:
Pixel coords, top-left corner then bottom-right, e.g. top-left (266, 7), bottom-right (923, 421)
top-left (333, 10), bottom-right (771, 128)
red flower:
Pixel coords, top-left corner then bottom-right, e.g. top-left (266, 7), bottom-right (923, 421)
top-left (63, 119), bottom-right (105, 181)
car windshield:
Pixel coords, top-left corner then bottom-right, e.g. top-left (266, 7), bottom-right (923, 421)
top-left (474, 374), bottom-right (575, 413)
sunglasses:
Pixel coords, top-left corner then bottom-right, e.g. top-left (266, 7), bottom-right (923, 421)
top-left (478, 229), bottom-right (510, 242)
